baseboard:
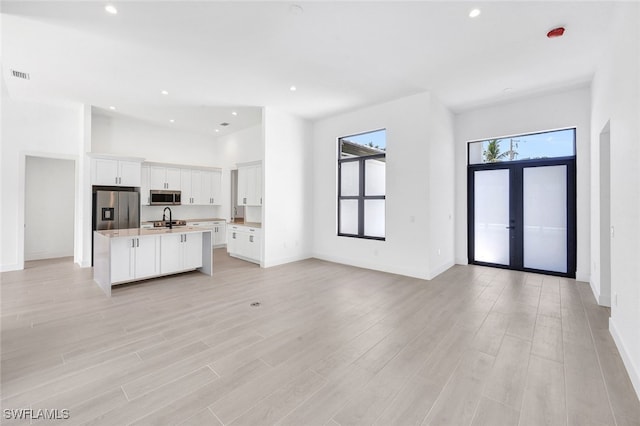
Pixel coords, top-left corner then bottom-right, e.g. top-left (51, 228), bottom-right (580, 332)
top-left (598, 294), bottom-right (611, 307)
top-left (312, 253), bottom-right (430, 280)
top-left (1, 263), bottom-right (22, 272)
top-left (455, 257), bottom-right (468, 265)
top-left (609, 317), bottom-right (640, 401)
top-left (25, 251), bottom-right (73, 262)
top-left (428, 260), bottom-right (455, 280)
top-left (263, 254), bottom-right (312, 268)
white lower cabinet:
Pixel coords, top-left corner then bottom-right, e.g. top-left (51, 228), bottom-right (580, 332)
top-left (160, 232), bottom-right (203, 274)
top-left (188, 221), bottom-right (227, 247)
top-left (226, 225), bottom-right (261, 264)
top-left (110, 235), bottom-right (160, 284)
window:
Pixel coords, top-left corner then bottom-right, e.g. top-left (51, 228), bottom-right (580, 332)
top-left (468, 128), bottom-right (576, 165)
top-left (338, 129), bottom-right (386, 240)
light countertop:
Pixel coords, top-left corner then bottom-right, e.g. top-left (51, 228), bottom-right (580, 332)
top-left (95, 227), bottom-right (212, 238)
top-left (228, 222), bottom-right (262, 229)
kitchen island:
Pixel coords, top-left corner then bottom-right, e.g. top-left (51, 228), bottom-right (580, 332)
top-left (93, 227), bottom-right (212, 296)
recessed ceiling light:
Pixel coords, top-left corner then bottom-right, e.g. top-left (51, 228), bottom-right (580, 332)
top-left (290, 85), bottom-right (297, 92)
top-left (109, 106), bottom-right (116, 110)
top-left (231, 111), bottom-right (238, 116)
top-left (469, 8), bottom-right (481, 18)
top-left (503, 87), bottom-right (513, 93)
top-left (169, 119), bottom-right (175, 123)
top-left (289, 4), bottom-right (304, 15)
top-left (215, 129), bottom-right (220, 133)
top-left (161, 90), bottom-right (169, 95)
top-left (105, 4), bottom-right (118, 15)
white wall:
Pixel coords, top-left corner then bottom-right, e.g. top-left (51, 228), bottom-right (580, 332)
top-left (454, 86), bottom-right (591, 281)
top-left (590, 2), bottom-right (640, 398)
top-left (263, 108), bottom-right (312, 267)
top-left (1, 95), bottom-right (86, 271)
top-left (213, 124), bottom-right (264, 222)
top-left (25, 157), bottom-right (75, 260)
top-left (312, 92), bottom-right (455, 280)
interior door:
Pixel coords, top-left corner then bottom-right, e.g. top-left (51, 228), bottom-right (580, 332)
top-left (468, 159), bottom-right (575, 277)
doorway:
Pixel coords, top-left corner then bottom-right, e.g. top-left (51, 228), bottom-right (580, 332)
top-left (24, 156), bottom-right (76, 262)
top-left (599, 122), bottom-right (611, 305)
top-left (467, 129), bottom-right (577, 278)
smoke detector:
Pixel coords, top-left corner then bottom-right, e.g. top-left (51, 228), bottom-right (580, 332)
top-left (220, 122), bottom-right (230, 127)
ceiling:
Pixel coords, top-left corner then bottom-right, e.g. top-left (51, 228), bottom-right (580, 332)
top-left (1, 1), bottom-right (615, 136)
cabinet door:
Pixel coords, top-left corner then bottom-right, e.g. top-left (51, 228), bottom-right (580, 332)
top-left (245, 166), bottom-right (257, 205)
top-left (190, 170), bottom-right (203, 205)
top-left (181, 169), bottom-right (193, 204)
top-left (214, 222), bottom-right (226, 246)
top-left (118, 161), bottom-right (141, 187)
top-left (134, 236), bottom-right (159, 279)
top-left (183, 232), bottom-right (203, 269)
top-left (149, 166), bottom-right (167, 189)
top-left (140, 166), bottom-right (150, 205)
top-left (237, 167), bottom-right (248, 206)
top-left (227, 228), bottom-right (239, 254)
top-left (160, 234), bottom-right (183, 274)
top-left (165, 168), bottom-right (182, 190)
top-left (110, 238), bottom-right (134, 283)
top-left (253, 164), bottom-right (262, 206)
top-left (92, 158), bottom-right (119, 186)
top-left (247, 231), bottom-right (261, 261)
top-left (201, 171), bottom-right (214, 205)
top-left (211, 170), bottom-right (222, 205)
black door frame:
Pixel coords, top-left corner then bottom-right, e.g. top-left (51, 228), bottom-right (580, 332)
top-left (468, 156), bottom-right (577, 278)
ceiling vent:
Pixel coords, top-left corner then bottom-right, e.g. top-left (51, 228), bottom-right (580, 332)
top-left (11, 69), bottom-right (30, 80)
top-left (220, 122), bottom-right (230, 127)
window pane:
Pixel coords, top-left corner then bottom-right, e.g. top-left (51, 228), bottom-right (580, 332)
top-left (364, 200), bottom-right (385, 238)
top-left (365, 158), bottom-right (386, 196)
top-left (523, 165), bottom-right (567, 273)
top-left (340, 129), bottom-right (386, 158)
top-left (339, 200), bottom-right (358, 234)
top-left (474, 169), bottom-right (510, 265)
top-left (340, 161), bottom-right (359, 196)
top-left (468, 128), bottom-right (575, 165)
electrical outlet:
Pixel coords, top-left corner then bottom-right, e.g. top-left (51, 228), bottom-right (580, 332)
top-left (437, 248), bottom-right (441, 256)
top-left (611, 226), bottom-right (615, 238)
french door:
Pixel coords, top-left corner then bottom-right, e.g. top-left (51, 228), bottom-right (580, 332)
top-left (468, 158), bottom-right (576, 277)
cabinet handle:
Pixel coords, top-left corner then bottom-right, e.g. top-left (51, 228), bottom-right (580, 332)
top-left (233, 232), bottom-right (236, 239)
top-left (116, 177), bottom-right (119, 184)
top-left (184, 234), bottom-right (187, 242)
top-left (131, 238), bottom-right (135, 248)
top-left (137, 238), bottom-right (139, 247)
top-left (243, 197), bottom-right (247, 204)
top-left (250, 235), bottom-right (254, 243)
top-left (260, 197), bottom-right (262, 205)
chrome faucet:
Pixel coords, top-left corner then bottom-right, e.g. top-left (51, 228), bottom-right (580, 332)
top-left (162, 207), bottom-right (173, 229)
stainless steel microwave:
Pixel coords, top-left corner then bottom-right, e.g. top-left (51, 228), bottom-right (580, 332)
top-left (149, 190), bottom-right (181, 205)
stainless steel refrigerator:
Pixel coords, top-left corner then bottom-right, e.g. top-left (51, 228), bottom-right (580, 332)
top-left (94, 190), bottom-right (140, 231)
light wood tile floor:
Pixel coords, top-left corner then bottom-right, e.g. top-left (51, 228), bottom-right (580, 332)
top-left (2, 251), bottom-right (639, 425)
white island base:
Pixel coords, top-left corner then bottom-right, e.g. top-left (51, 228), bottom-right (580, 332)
top-left (93, 227), bottom-right (213, 296)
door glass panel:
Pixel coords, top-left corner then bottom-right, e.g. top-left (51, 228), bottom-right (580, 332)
top-left (364, 200), bottom-right (385, 238)
top-left (474, 169), bottom-right (510, 265)
top-left (340, 161), bottom-right (359, 196)
top-left (339, 200), bottom-right (358, 235)
top-left (523, 165), bottom-right (567, 273)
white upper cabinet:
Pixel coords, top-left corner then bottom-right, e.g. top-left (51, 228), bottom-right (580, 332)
top-left (238, 162), bottom-right (262, 206)
top-left (140, 165), bottom-right (150, 205)
top-left (201, 169), bottom-right (222, 205)
top-left (91, 157), bottom-right (142, 187)
top-left (150, 166), bottom-right (181, 190)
